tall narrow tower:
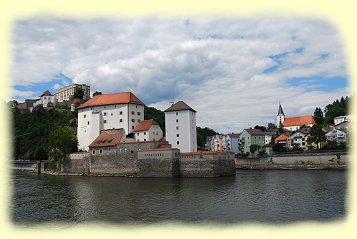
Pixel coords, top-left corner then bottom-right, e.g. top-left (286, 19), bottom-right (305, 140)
top-left (164, 101), bottom-right (197, 152)
top-left (277, 103), bottom-right (285, 127)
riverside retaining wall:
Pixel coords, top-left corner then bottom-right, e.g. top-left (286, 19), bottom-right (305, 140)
top-left (235, 152), bottom-right (348, 170)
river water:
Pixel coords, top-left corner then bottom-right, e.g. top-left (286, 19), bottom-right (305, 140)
top-left (12, 170), bottom-right (346, 224)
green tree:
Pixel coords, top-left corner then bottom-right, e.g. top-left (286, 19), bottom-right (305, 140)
top-left (254, 125), bottom-right (267, 131)
top-left (73, 87), bottom-right (84, 99)
top-left (93, 91), bottom-right (102, 96)
top-left (307, 125), bottom-right (326, 149)
top-left (313, 107), bottom-right (324, 125)
top-left (267, 123), bottom-right (277, 130)
top-left (196, 127), bottom-right (218, 150)
top-left (250, 144), bottom-right (261, 156)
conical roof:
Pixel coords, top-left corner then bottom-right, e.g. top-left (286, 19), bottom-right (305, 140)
top-left (277, 103), bottom-right (285, 116)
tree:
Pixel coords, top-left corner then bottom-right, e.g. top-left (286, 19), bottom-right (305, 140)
top-left (272, 143), bottom-right (285, 152)
top-left (73, 87), bottom-right (84, 99)
top-left (313, 107), bottom-right (324, 125)
top-left (254, 125), bottom-right (267, 131)
top-left (267, 123), bottom-right (277, 130)
top-left (307, 125), bottom-right (326, 149)
top-left (49, 126), bottom-right (77, 154)
top-left (93, 91), bottom-right (102, 96)
top-left (197, 127), bottom-right (218, 149)
top-left (277, 122), bottom-right (285, 135)
top-left (250, 144), bottom-right (261, 156)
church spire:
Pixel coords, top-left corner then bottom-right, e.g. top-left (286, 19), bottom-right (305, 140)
top-left (277, 102), bottom-right (285, 116)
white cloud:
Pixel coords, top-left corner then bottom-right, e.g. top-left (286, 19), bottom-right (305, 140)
top-left (53, 83), bottom-right (61, 90)
top-left (11, 17), bottom-right (351, 133)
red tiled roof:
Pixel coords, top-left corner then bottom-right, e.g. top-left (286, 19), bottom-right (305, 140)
top-left (40, 90), bottom-right (53, 97)
top-left (283, 115), bottom-right (315, 127)
top-left (89, 129), bottom-right (124, 147)
top-left (78, 92), bottom-right (144, 109)
top-left (131, 119), bottom-right (158, 133)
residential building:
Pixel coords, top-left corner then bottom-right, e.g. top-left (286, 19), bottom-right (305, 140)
top-left (33, 90), bottom-right (54, 108)
top-left (334, 115), bottom-right (350, 125)
top-left (131, 119), bottom-right (163, 142)
top-left (211, 134), bottom-right (224, 151)
top-left (275, 134), bottom-right (290, 148)
top-left (239, 129), bottom-right (265, 154)
top-left (164, 101), bottom-right (197, 152)
top-left (335, 121), bottom-right (349, 133)
top-left (205, 136), bottom-right (213, 150)
top-left (290, 129), bottom-right (309, 150)
top-left (77, 92), bottom-right (145, 151)
top-left (325, 128), bottom-right (347, 143)
top-left (55, 83), bottom-right (90, 103)
top-left (264, 131), bottom-right (276, 145)
top-left (224, 133), bottom-right (241, 155)
top-left (17, 99), bottom-right (38, 112)
top-left (277, 104), bottom-right (315, 131)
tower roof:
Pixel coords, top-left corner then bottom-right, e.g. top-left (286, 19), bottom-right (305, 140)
top-left (164, 101), bottom-right (196, 112)
top-left (77, 92), bottom-right (144, 109)
top-left (40, 90), bottom-right (53, 97)
top-left (277, 103), bottom-right (285, 116)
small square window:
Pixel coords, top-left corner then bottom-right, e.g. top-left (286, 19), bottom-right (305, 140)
top-left (99, 149), bottom-right (103, 154)
top-left (132, 111), bottom-right (134, 115)
top-left (137, 112), bottom-right (141, 115)
top-left (131, 119), bottom-right (135, 122)
top-left (84, 114), bottom-right (86, 118)
top-left (87, 121), bottom-right (90, 125)
top-left (111, 113), bottom-right (113, 116)
top-left (120, 111), bottom-right (123, 115)
top-left (144, 132), bottom-right (146, 135)
top-left (132, 126), bottom-right (134, 129)
top-left (144, 139), bottom-right (146, 141)
top-left (176, 112), bottom-right (178, 116)
top-left (176, 126), bottom-right (179, 130)
top-left (177, 141), bottom-right (179, 145)
top-left (137, 133), bottom-right (139, 136)
top-left (177, 134), bottom-right (179, 137)
top-left (92, 150), bottom-right (95, 154)
top-left (176, 119), bottom-right (179, 123)
top-left (104, 120), bottom-right (107, 123)
top-left (120, 119), bottom-right (123, 122)
top-left (103, 112), bottom-right (106, 116)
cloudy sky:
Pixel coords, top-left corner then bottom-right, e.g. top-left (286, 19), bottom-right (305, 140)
top-left (10, 17), bottom-right (350, 133)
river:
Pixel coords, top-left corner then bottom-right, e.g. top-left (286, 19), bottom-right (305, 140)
top-left (12, 170), bottom-right (346, 224)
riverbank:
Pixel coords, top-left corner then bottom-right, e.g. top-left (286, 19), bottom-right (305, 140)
top-left (235, 151), bottom-right (348, 170)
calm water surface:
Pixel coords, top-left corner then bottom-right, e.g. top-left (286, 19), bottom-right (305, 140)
top-left (12, 170), bottom-right (346, 224)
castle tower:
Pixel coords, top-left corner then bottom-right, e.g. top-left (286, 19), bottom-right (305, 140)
top-left (277, 103), bottom-right (285, 127)
top-left (164, 101), bottom-right (197, 152)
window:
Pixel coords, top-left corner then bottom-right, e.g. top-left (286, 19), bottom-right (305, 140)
top-left (144, 139), bottom-right (146, 141)
top-left (104, 120), bottom-right (107, 123)
top-left (137, 119), bottom-right (140, 122)
top-left (144, 132), bottom-right (146, 135)
top-left (177, 134), bottom-right (179, 137)
top-left (132, 126), bottom-right (134, 129)
top-left (92, 150), bottom-right (95, 154)
top-left (137, 133), bottom-right (139, 136)
top-left (120, 111), bottom-right (123, 115)
top-left (177, 141), bottom-right (180, 145)
top-left (137, 112), bottom-right (141, 115)
top-left (136, 105), bottom-right (137, 108)
top-left (87, 121), bottom-right (90, 125)
top-left (132, 111), bottom-right (134, 115)
top-left (84, 114), bottom-right (86, 118)
top-left (176, 126), bottom-right (179, 130)
top-left (176, 112), bottom-right (178, 116)
top-left (120, 119), bottom-right (123, 122)
top-left (99, 149), bottom-right (103, 154)
top-left (111, 113), bottom-right (113, 116)
top-left (176, 119), bottom-right (179, 123)
top-left (103, 112), bottom-right (107, 116)
top-left (131, 119), bottom-right (135, 122)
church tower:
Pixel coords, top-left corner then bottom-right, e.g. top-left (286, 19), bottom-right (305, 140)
top-left (277, 103), bottom-right (285, 127)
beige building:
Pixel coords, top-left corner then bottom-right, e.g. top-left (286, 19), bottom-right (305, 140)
top-left (55, 83), bottom-right (90, 103)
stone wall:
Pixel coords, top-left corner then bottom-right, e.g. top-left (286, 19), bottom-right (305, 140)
top-left (89, 141), bottom-right (167, 176)
top-left (179, 152), bottom-right (235, 177)
top-left (235, 152), bottom-right (348, 170)
top-left (137, 149), bottom-right (180, 177)
top-left (62, 152), bottom-right (90, 174)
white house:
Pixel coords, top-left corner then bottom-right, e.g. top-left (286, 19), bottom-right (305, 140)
top-left (132, 119), bottom-right (163, 142)
top-left (164, 101), bottom-right (197, 152)
top-left (224, 134), bottom-right (241, 155)
top-left (211, 134), bottom-right (224, 151)
top-left (334, 115), bottom-right (350, 125)
top-left (325, 128), bottom-right (347, 143)
top-left (289, 129), bottom-right (309, 149)
top-left (33, 90), bottom-right (54, 108)
top-left (77, 92), bottom-right (145, 151)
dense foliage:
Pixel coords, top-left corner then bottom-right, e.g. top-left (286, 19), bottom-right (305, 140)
top-left (196, 127), bottom-right (218, 149)
top-left (12, 106), bottom-right (77, 160)
top-left (321, 96), bottom-right (350, 125)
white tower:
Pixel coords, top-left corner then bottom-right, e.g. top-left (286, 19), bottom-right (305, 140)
top-left (164, 101), bottom-right (197, 152)
top-left (277, 103), bottom-right (285, 127)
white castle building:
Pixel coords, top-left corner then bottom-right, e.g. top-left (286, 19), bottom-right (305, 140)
top-left (55, 83), bottom-right (90, 103)
top-left (77, 92), bottom-right (146, 151)
top-left (164, 101), bottom-right (197, 152)
top-left (33, 90), bottom-right (55, 108)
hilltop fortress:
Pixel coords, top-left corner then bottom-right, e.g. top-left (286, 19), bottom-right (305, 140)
top-left (63, 92), bottom-right (235, 177)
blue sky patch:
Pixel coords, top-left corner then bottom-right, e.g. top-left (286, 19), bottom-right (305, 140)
top-left (287, 75), bottom-right (348, 92)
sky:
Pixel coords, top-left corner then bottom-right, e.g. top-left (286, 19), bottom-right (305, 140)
top-left (10, 17), bottom-right (350, 133)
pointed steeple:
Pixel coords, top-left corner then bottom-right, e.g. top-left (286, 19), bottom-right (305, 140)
top-left (277, 103), bottom-right (285, 116)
